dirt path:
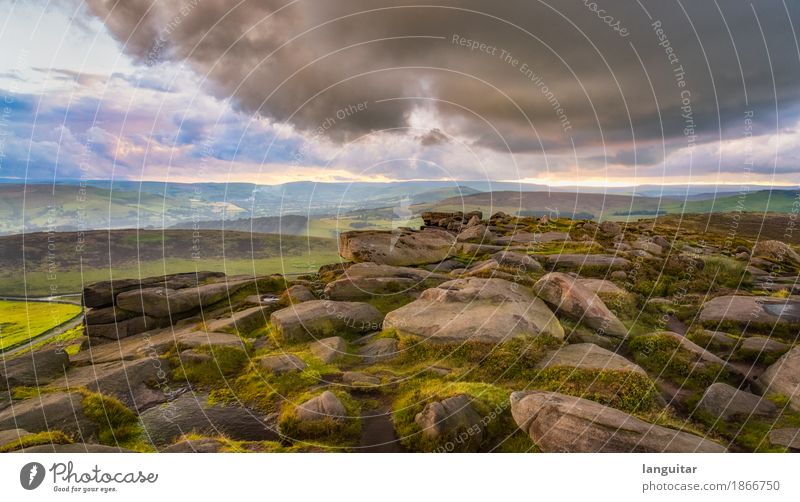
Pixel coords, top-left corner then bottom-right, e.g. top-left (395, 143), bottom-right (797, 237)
top-left (357, 402), bottom-right (404, 453)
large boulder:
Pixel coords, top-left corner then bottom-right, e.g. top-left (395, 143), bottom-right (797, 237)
top-left (84, 315), bottom-right (163, 340)
top-left (696, 383), bottom-right (778, 421)
top-left (490, 251), bottom-right (543, 273)
top-left (533, 273), bottom-right (627, 338)
top-left (116, 279), bottom-right (254, 318)
top-left (414, 394), bottom-right (484, 452)
top-left (204, 306), bottom-right (271, 335)
top-left (280, 285), bottom-right (316, 305)
top-left (384, 278), bottom-right (564, 343)
top-left (511, 390), bottom-right (727, 452)
top-left (456, 224), bottom-right (492, 243)
top-left (310, 337), bottom-right (348, 363)
top-left (139, 392), bottom-right (279, 445)
top-left (755, 346), bottom-right (800, 411)
top-left (535, 343), bottom-right (646, 375)
top-left (258, 354), bottom-right (307, 375)
top-left (699, 295), bottom-right (800, 327)
top-left (323, 263), bottom-right (448, 301)
top-left (576, 278), bottom-right (625, 296)
top-left (270, 301), bottom-right (384, 342)
top-left (85, 306), bottom-right (137, 325)
top-left (0, 392), bottom-right (98, 439)
top-left (338, 228), bottom-right (455, 266)
top-left (357, 338), bottom-right (399, 363)
top-left (0, 349), bottom-right (70, 390)
top-left (295, 391), bottom-right (346, 422)
top-left (83, 271), bottom-right (227, 308)
top-left (752, 240), bottom-right (800, 264)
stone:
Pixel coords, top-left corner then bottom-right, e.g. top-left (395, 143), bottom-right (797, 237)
top-left (415, 394), bottom-right (484, 452)
top-left (295, 391), bottom-right (346, 421)
top-left (755, 346), bottom-right (800, 411)
top-left (17, 444), bottom-right (133, 453)
top-left (259, 354), bottom-right (307, 375)
top-left (84, 315), bottom-right (162, 340)
top-left (769, 428), bottom-right (800, 451)
top-left (699, 295), bottom-right (800, 326)
top-left (702, 330), bottom-right (739, 350)
top-left (511, 390), bottom-right (727, 452)
top-left (0, 349), bottom-right (70, 390)
top-left (85, 306), bottom-right (137, 325)
top-left (116, 279), bottom-right (254, 318)
top-left (0, 392), bottom-right (98, 439)
top-left (342, 371), bottom-right (381, 387)
top-left (83, 271), bottom-right (227, 308)
top-left (0, 428), bottom-right (29, 449)
top-left (280, 285), bottom-right (316, 305)
top-left (631, 239), bottom-right (663, 255)
top-left (456, 224), bottom-right (492, 242)
top-left (161, 438), bottom-right (224, 453)
top-left (576, 278), bottom-right (625, 296)
top-left (384, 278), bottom-right (564, 343)
top-left (535, 343), bottom-right (646, 375)
top-left (50, 358), bottom-right (171, 411)
top-left (358, 338), bottom-right (399, 363)
top-left (737, 337), bottom-right (789, 356)
top-left (541, 254), bottom-right (631, 271)
top-left (178, 349), bottom-right (212, 365)
top-left (338, 228), bottom-right (455, 266)
top-left (270, 301), bottom-right (384, 342)
top-left (204, 306), bottom-right (271, 335)
top-left (752, 240), bottom-right (800, 263)
top-left (610, 270), bottom-right (627, 280)
top-left (636, 331), bottom-right (736, 374)
top-left (310, 337), bottom-right (348, 363)
top-left (533, 273), bottom-right (627, 338)
top-left (495, 231), bottom-right (570, 245)
top-left (696, 383), bottom-right (778, 421)
top-left (490, 251), bottom-right (543, 273)
top-left (140, 392), bottom-right (279, 445)
top-left (422, 259), bottom-right (464, 273)
top-left (599, 221), bottom-right (622, 236)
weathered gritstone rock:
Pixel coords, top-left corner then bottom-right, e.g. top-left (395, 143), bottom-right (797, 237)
top-left (84, 315), bottom-right (163, 340)
top-left (533, 273), bottom-right (627, 338)
top-left (535, 343), bottom-right (646, 375)
top-left (737, 337), bottom-right (790, 357)
top-left (699, 295), bottom-right (800, 327)
top-left (576, 278), bottom-right (625, 296)
top-left (50, 358), bottom-right (171, 411)
top-left (634, 331), bottom-right (739, 376)
top-left (204, 305), bottom-right (271, 335)
top-left (310, 336), bottom-right (348, 363)
top-left (270, 300), bottom-right (384, 342)
top-left (83, 271), bottom-right (227, 308)
top-left (140, 393), bottom-right (279, 445)
top-left (295, 391), bottom-right (346, 422)
top-left (490, 251), bottom-right (543, 273)
top-left (752, 240), bottom-right (800, 264)
top-left (755, 346), bottom-right (800, 411)
top-left (342, 371), bottom-right (381, 387)
top-left (161, 438), bottom-right (225, 453)
top-left (259, 354), bottom-right (307, 375)
top-left (279, 285), bottom-right (315, 305)
top-left (599, 221), bottom-right (622, 236)
top-left (494, 231), bottom-right (570, 245)
top-left (85, 306), bottom-right (137, 325)
top-left (323, 263), bottom-right (448, 301)
top-left (631, 239), bottom-right (663, 256)
top-left (338, 228), bottom-right (455, 266)
top-left (384, 278), bottom-right (564, 343)
top-left (696, 383), bottom-right (778, 421)
top-left (415, 394), bottom-right (484, 452)
top-left (16, 444), bottom-right (133, 453)
top-left (541, 254), bottom-right (631, 271)
top-left (0, 349), bottom-right (70, 390)
top-left (510, 390), bottom-right (727, 453)
top-left (0, 392), bottom-right (99, 439)
top-left (769, 428), bottom-right (800, 451)
top-left (0, 428), bottom-right (30, 449)
top-left (357, 338), bottom-right (399, 364)
top-left (116, 279), bottom-right (254, 318)
top-left (456, 224), bottom-right (493, 242)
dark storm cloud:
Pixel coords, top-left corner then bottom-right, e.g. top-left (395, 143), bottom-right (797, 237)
top-left (83, 0), bottom-right (800, 157)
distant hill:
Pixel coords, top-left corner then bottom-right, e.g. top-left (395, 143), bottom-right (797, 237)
top-left (171, 214), bottom-right (309, 235)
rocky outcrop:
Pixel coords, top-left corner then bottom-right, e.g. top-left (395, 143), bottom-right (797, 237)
top-left (323, 262), bottom-right (448, 301)
top-left (384, 278), bottom-right (564, 343)
top-left (0, 392), bottom-right (98, 439)
top-left (0, 349), bottom-right (70, 390)
top-left (338, 228), bottom-right (455, 266)
top-left (752, 240), bottom-right (800, 264)
top-left (535, 343), bottom-right (646, 374)
top-left (699, 295), bottom-right (800, 327)
top-left (357, 338), bottom-right (399, 364)
top-left (270, 300), bottom-right (384, 342)
top-left (755, 346), bottom-right (800, 411)
top-left (533, 273), bottom-right (627, 338)
top-left (490, 251), bottom-right (543, 273)
top-left (511, 391), bottom-right (727, 452)
top-left (310, 337), bottom-right (348, 363)
top-left (415, 394), bottom-right (484, 452)
top-left (696, 383), bottom-right (778, 421)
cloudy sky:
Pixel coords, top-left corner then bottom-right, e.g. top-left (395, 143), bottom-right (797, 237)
top-left (1, 0), bottom-right (799, 186)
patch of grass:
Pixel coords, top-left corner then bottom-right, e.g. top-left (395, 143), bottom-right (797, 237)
top-left (530, 367), bottom-right (659, 413)
top-left (80, 390), bottom-right (141, 446)
top-left (12, 324), bottom-right (85, 356)
top-left (171, 345), bottom-right (249, 386)
top-left (392, 379), bottom-right (515, 452)
top-left (628, 333), bottom-right (733, 390)
top-left (278, 390), bottom-right (361, 446)
top-left (365, 294), bottom-right (416, 314)
top-left (0, 300), bottom-right (82, 350)
top-left (702, 256), bottom-right (751, 289)
top-left (0, 430), bottom-right (73, 452)
top-left (527, 241), bottom-right (605, 256)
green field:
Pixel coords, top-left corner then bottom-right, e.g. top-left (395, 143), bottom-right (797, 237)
top-left (0, 300), bottom-right (82, 350)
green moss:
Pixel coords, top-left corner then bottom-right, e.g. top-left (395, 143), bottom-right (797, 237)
top-left (530, 367), bottom-right (659, 413)
top-left (278, 390), bottom-right (361, 446)
top-left (0, 430), bottom-right (73, 452)
top-left (80, 390), bottom-right (140, 446)
top-left (171, 345), bottom-right (248, 386)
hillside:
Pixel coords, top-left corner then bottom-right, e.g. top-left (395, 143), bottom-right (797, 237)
top-left (171, 215), bottom-right (309, 235)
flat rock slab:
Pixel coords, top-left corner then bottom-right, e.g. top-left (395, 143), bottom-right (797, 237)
top-left (140, 392), bottom-right (279, 445)
top-left (310, 337), bottom-right (348, 363)
top-left (357, 338), bottom-right (399, 364)
top-left (576, 278), bottom-right (625, 296)
top-left (0, 392), bottom-right (98, 439)
top-left (0, 428), bottom-right (30, 449)
top-left (50, 358), bottom-right (170, 412)
top-left (541, 254), bottom-right (631, 271)
top-left (259, 354), bottom-right (307, 375)
top-left (116, 279), bottom-right (254, 318)
top-left (535, 343), bottom-right (646, 375)
top-left (699, 295), bottom-right (800, 326)
top-left (490, 251), bottom-right (543, 273)
top-left (696, 383), bottom-right (778, 421)
top-left (769, 428), bottom-right (800, 451)
top-left (270, 300), bottom-right (384, 342)
top-left (755, 346), bottom-right (800, 411)
top-left (83, 271), bottom-right (227, 308)
top-left (205, 306), bottom-right (271, 335)
top-left (511, 390), bottom-right (727, 453)
top-left (533, 273), bottom-right (627, 338)
top-left (384, 278), bottom-right (564, 343)
top-left (1, 349), bottom-right (70, 390)
top-left (338, 228), bottom-right (455, 266)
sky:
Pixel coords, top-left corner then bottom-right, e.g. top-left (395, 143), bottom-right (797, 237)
top-left (1, 0), bottom-right (799, 187)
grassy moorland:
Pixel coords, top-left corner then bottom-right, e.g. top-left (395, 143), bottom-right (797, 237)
top-left (0, 300), bottom-right (82, 350)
